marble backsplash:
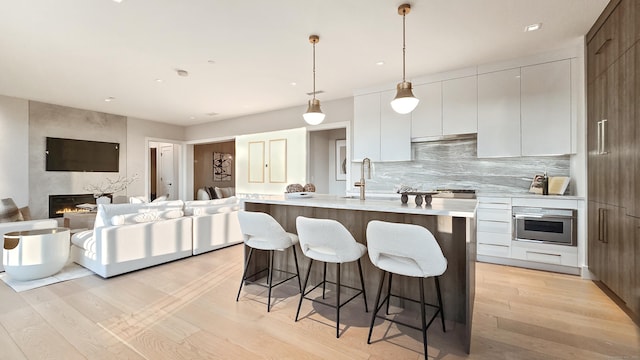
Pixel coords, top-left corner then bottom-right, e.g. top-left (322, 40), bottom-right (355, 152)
top-left (353, 138), bottom-right (571, 195)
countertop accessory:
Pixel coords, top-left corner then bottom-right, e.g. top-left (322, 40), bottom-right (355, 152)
top-left (398, 191), bottom-right (438, 206)
top-left (284, 192), bottom-right (314, 199)
top-left (391, 4), bottom-right (419, 114)
top-left (303, 35), bottom-right (325, 125)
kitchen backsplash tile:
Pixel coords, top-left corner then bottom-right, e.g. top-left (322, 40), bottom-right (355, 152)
top-left (353, 138), bottom-right (570, 194)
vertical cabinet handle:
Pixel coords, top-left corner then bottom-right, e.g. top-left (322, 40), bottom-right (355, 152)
top-left (597, 120), bottom-right (602, 154)
top-left (598, 208), bottom-right (603, 242)
top-left (601, 119), bottom-right (608, 154)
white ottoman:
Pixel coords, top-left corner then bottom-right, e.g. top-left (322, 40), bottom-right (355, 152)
top-left (3, 227), bottom-right (70, 281)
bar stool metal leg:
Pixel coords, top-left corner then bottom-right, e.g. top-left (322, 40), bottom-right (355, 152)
top-left (267, 250), bottom-right (274, 312)
top-left (336, 263), bottom-right (341, 338)
top-left (419, 277), bottom-right (428, 359)
top-left (386, 273), bottom-right (393, 315)
top-left (357, 259), bottom-right (368, 312)
top-left (367, 270), bottom-right (387, 344)
top-left (236, 247), bottom-right (255, 302)
top-left (292, 246), bottom-right (302, 292)
top-left (322, 262), bottom-right (327, 299)
top-left (435, 276), bottom-right (445, 332)
top-left (295, 259), bottom-right (314, 322)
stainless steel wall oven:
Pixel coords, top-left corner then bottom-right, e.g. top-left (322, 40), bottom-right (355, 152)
top-left (512, 207), bottom-right (577, 246)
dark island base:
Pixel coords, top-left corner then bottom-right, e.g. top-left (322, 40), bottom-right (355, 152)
top-left (243, 202), bottom-right (475, 353)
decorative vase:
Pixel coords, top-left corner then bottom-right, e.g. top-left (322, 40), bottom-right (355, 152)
top-left (96, 196), bottom-right (111, 204)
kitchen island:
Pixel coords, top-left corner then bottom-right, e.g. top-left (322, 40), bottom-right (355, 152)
top-left (242, 194), bottom-right (477, 353)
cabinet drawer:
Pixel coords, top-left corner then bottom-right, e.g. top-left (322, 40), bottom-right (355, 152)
top-left (477, 209), bottom-right (511, 222)
top-left (477, 243), bottom-right (510, 258)
top-left (477, 220), bottom-right (511, 234)
top-left (511, 241), bottom-right (578, 267)
top-left (477, 231), bottom-right (511, 246)
top-left (477, 197), bottom-right (511, 206)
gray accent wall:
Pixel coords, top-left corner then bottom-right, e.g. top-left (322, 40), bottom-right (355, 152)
top-left (354, 138), bottom-right (571, 195)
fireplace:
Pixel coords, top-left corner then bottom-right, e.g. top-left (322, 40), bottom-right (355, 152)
top-left (48, 194), bottom-right (106, 218)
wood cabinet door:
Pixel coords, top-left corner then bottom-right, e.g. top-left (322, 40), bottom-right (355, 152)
top-left (619, 43), bottom-right (637, 215)
top-left (588, 201), bottom-right (607, 283)
top-left (632, 216), bottom-right (640, 314)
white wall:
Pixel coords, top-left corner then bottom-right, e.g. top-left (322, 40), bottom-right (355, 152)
top-left (235, 127), bottom-right (307, 195)
top-left (126, 117), bottom-right (185, 200)
top-left (308, 128), bottom-right (346, 195)
top-left (0, 95), bottom-right (29, 207)
top-left (185, 97), bottom-right (353, 141)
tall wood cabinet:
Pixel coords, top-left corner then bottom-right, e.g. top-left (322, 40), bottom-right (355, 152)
top-left (587, 0), bottom-right (639, 318)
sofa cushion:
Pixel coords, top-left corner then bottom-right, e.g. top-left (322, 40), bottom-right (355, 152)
top-left (215, 186), bottom-right (235, 198)
top-left (192, 204), bottom-right (240, 216)
top-left (95, 200), bottom-right (185, 228)
top-left (110, 209), bottom-right (184, 226)
top-left (184, 197), bottom-right (238, 216)
top-left (0, 198), bottom-right (23, 223)
top-left (71, 229), bottom-right (95, 251)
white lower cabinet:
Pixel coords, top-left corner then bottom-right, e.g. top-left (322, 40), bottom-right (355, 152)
top-left (477, 196), bottom-right (581, 274)
top-left (511, 241), bottom-right (578, 267)
top-left (476, 197), bottom-right (512, 258)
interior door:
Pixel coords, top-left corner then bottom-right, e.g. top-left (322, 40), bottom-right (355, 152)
top-left (159, 145), bottom-right (175, 200)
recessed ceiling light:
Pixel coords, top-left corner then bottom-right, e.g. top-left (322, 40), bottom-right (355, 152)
top-left (207, 59), bottom-right (216, 64)
top-left (290, 82), bottom-right (297, 86)
top-left (104, 97), bottom-right (115, 102)
top-left (176, 69), bottom-right (189, 77)
top-left (189, 116), bottom-right (196, 120)
top-left (155, 78), bottom-right (163, 83)
top-left (112, 0), bottom-right (123, 3)
top-left (376, 61), bottom-right (385, 66)
top-left (524, 23), bottom-right (542, 32)
top-left (206, 112), bottom-right (219, 117)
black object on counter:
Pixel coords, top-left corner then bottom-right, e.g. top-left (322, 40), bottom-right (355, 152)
top-left (542, 173), bottom-right (549, 195)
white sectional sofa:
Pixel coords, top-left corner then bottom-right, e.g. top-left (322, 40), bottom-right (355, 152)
top-left (70, 200), bottom-right (193, 278)
top-left (70, 198), bottom-right (243, 278)
top-left (185, 197), bottom-right (243, 255)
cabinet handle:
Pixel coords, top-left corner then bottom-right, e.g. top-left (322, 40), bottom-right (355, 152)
top-left (601, 119), bottom-right (608, 154)
top-left (602, 209), bottom-right (608, 243)
top-left (597, 120), bottom-right (602, 154)
top-left (595, 38), bottom-right (612, 55)
top-left (598, 208), bottom-right (603, 242)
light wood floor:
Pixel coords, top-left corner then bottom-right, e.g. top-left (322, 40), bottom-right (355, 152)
top-left (1, 244), bottom-right (638, 359)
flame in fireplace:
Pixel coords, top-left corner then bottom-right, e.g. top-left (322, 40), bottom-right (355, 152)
top-left (56, 207), bottom-right (91, 215)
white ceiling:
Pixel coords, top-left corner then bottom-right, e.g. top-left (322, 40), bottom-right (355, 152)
top-left (0, 0), bottom-right (608, 126)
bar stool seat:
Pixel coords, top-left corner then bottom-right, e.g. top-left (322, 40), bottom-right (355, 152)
top-left (236, 210), bottom-right (301, 312)
top-left (366, 220), bottom-right (447, 360)
top-left (295, 216), bottom-right (368, 338)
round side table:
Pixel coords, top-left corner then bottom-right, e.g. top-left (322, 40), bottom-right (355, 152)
top-left (3, 227), bottom-right (70, 281)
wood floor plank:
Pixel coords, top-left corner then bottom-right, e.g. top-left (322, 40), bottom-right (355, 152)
top-left (0, 244), bottom-right (638, 359)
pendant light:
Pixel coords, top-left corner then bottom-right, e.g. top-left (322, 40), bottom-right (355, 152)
top-left (391, 3), bottom-right (419, 115)
top-left (303, 35), bottom-right (325, 125)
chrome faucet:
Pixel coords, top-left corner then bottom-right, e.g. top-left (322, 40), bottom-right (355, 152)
top-left (354, 157), bottom-right (371, 200)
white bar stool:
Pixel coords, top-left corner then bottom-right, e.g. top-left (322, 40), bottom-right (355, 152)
top-left (236, 210), bottom-right (301, 312)
top-left (295, 216), bottom-right (368, 338)
top-left (366, 220), bottom-right (447, 359)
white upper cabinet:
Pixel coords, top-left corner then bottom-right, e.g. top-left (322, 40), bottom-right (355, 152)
top-left (477, 68), bottom-right (522, 157)
top-left (520, 59), bottom-right (572, 156)
top-left (380, 90), bottom-right (411, 161)
top-left (353, 91), bottom-right (411, 162)
top-left (353, 92), bottom-right (381, 162)
top-left (411, 82), bottom-right (442, 139)
top-left (442, 76), bottom-right (478, 135)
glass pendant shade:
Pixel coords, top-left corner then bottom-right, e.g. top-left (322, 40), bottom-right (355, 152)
top-left (391, 81), bottom-right (419, 114)
top-left (303, 98), bottom-right (325, 125)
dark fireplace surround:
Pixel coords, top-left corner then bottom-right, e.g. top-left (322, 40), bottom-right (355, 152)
top-left (48, 194), bottom-right (111, 218)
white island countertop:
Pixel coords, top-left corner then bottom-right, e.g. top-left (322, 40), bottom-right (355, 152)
top-left (240, 194), bottom-right (477, 218)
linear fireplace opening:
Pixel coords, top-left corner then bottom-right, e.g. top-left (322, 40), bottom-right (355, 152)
top-left (48, 194), bottom-right (109, 218)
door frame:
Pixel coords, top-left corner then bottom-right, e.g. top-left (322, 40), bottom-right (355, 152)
top-left (305, 121), bottom-right (351, 194)
top-left (145, 137), bottom-right (185, 201)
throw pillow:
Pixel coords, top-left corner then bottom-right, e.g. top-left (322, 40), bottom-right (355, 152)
top-left (214, 187), bottom-right (224, 199)
top-left (208, 187), bottom-right (217, 199)
top-left (0, 198), bottom-right (24, 223)
top-left (19, 206), bottom-right (32, 221)
top-left (110, 209), bottom-right (183, 226)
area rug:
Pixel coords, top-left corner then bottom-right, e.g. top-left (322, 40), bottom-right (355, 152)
top-left (0, 262), bottom-right (94, 292)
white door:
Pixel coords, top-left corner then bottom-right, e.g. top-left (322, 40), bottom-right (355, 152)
top-left (159, 145), bottom-right (175, 200)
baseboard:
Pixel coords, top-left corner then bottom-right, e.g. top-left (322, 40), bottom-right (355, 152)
top-left (477, 255), bottom-right (581, 276)
top-left (593, 280), bottom-right (640, 327)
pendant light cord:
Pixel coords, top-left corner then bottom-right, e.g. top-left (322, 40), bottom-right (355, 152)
top-left (402, 10), bottom-right (406, 83)
top-left (312, 41), bottom-right (317, 100)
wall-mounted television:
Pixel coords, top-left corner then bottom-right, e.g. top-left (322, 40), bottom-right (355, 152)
top-left (46, 137), bottom-right (120, 172)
